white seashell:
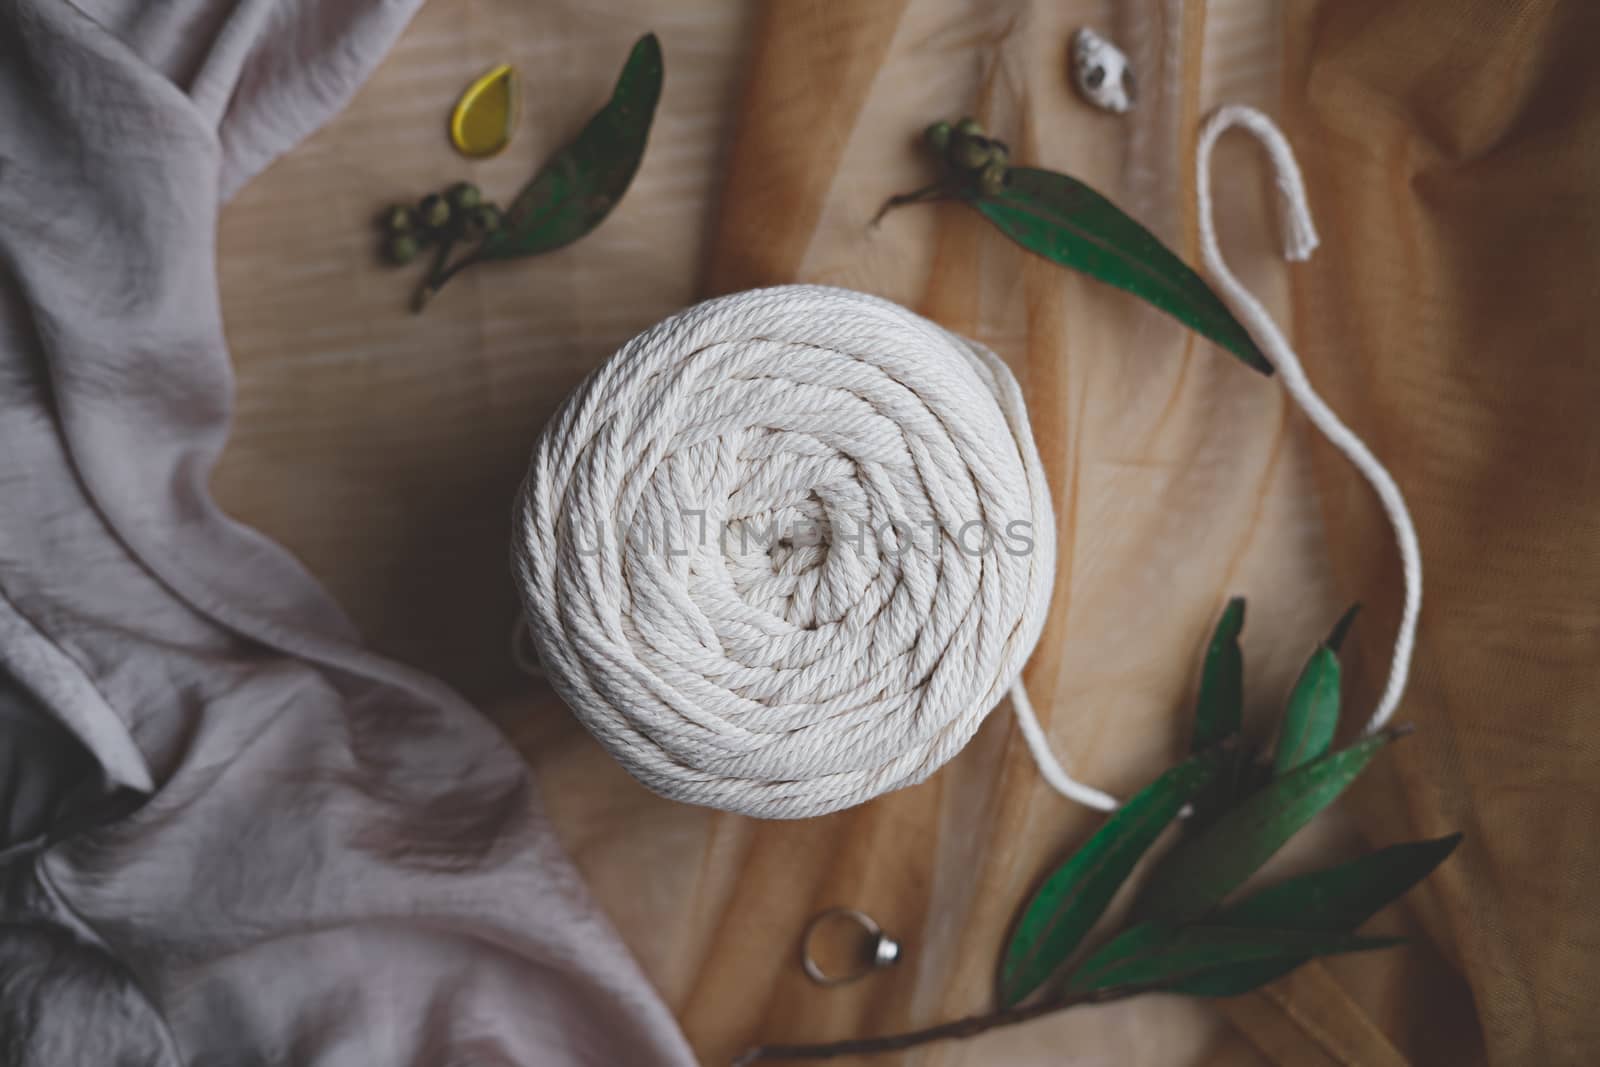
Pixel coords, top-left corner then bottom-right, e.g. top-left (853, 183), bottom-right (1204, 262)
top-left (1071, 28), bottom-right (1137, 114)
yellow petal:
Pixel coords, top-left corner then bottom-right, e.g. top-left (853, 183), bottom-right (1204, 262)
top-left (450, 64), bottom-right (516, 158)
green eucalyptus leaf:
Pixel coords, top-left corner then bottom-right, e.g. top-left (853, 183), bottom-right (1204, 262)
top-left (1067, 921), bottom-right (1403, 993)
top-left (1216, 832), bottom-right (1462, 930)
top-left (1273, 645), bottom-right (1341, 775)
top-left (1161, 956), bottom-right (1293, 997)
top-left (1186, 599), bottom-right (1257, 832)
top-left (975, 168), bottom-right (1272, 375)
top-left (478, 32), bottom-right (663, 261)
top-left (1134, 731), bottom-right (1400, 924)
top-left (1166, 833), bottom-right (1462, 995)
top-left (1326, 603), bottom-right (1361, 653)
top-left (996, 752), bottom-right (1223, 1007)
top-left (1192, 598), bottom-right (1246, 751)
top-left (1063, 921), bottom-right (1169, 991)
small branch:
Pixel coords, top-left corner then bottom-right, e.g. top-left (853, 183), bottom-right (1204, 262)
top-left (732, 985), bottom-right (1143, 1065)
top-left (870, 183), bottom-right (953, 227)
top-left (411, 237), bottom-right (475, 313)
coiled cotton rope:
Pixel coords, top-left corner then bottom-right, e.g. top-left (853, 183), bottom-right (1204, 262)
top-left (513, 286), bottom-right (1059, 819)
top-left (512, 107), bottom-right (1422, 820)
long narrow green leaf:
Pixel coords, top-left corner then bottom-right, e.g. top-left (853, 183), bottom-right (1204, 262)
top-left (1273, 646), bottom-right (1341, 775)
top-left (996, 752), bottom-right (1222, 1006)
top-left (1159, 956), bottom-right (1287, 998)
top-left (1068, 922), bottom-right (1402, 992)
top-left (1185, 600), bottom-right (1256, 833)
top-left (975, 168), bottom-right (1272, 375)
top-left (1166, 833), bottom-right (1462, 995)
top-left (1063, 921), bottom-right (1169, 991)
top-left (477, 33), bottom-right (663, 261)
top-left (1325, 603), bottom-right (1362, 653)
top-left (1133, 731), bottom-right (1399, 924)
top-left (1192, 598), bottom-right (1246, 751)
top-left (1216, 833), bottom-right (1463, 929)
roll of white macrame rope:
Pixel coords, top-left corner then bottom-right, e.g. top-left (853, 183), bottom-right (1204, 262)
top-left (513, 286), bottom-right (1059, 818)
top-left (511, 107), bottom-right (1422, 819)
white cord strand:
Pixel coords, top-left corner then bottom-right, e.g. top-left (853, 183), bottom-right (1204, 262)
top-left (1197, 105), bottom-right (1422, 733)
top-left (1009, 681), bottom-right (1120, 811)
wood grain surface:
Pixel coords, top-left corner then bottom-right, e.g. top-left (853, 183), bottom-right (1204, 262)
top-left (215, 2), bottom-right (1379, 1064)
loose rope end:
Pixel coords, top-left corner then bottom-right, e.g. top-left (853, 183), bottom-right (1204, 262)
top-left (1199, 104), bottom-right (1321, 264)
top-left (1278, 199), bottom-right (1320, 263)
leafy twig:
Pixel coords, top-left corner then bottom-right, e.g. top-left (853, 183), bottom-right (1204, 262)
top-left (737, 603), bottom-right (1457, 1064)
top-left (879, 115), bottom-right (1274, 373)
top-left (412, 232), bottom-right (460, 312)
top-left (870, 182), bottom-right (951, 227)
top-left (378, 33), bottom-right (664, 311)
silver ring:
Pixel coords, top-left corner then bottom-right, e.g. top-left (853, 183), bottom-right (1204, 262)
top-left (800, 907), bottom-right (902, 986)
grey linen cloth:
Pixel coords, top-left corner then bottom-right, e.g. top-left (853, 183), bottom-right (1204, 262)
top-left (0, 2), bottom-right (696, 1063)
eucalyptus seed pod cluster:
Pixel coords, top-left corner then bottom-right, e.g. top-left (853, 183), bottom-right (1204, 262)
top-left (924, 116), bottom-right (1011, 196)
top-left (377, 180), bottom-right (505, 266)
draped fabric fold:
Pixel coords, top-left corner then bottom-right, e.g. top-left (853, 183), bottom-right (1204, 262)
top-left (0, 2), bottom-right (694, 1063)
top-left (1281, 2), bottom-right (1600, 1062)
